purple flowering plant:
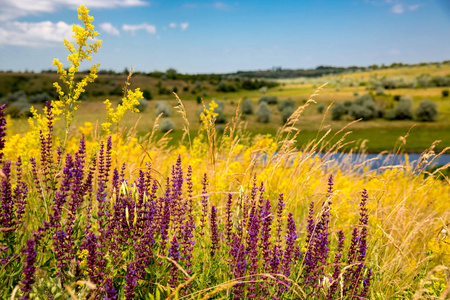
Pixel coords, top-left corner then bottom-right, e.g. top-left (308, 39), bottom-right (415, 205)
top-left (0, 98), bottom-right (373, 299)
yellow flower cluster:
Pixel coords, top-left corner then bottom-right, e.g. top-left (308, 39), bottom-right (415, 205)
top-left (76, 249), bottom-right (89, 277)
top-left (52, 4), bottom-right (102, 130)
top-left (199, 99), bottom-right (219, 127)
top-left (102, 88), bottom-right (143, 134)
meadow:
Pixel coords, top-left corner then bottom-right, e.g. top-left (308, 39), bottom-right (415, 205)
top-left (0, 5), bottom-right (449, 300)
top-left (3, 63), bottom-right (450, 153)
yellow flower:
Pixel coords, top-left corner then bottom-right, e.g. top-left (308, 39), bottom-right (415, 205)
top-left (102, 88), bottom-right (143, 134)
top-left (50, 4), bottom-right (102, 134)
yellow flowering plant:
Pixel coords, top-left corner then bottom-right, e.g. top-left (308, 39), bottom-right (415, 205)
top-left (102, 68), bottom-right (143, 135)
top-left (52, 5), bottom-right (102, 144)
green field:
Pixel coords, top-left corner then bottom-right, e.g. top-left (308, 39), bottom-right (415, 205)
top-left (2, 62), bottom-right (450, 153)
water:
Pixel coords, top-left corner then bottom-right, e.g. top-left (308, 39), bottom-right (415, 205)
top-left (315, 151), bottom-right (450, 172)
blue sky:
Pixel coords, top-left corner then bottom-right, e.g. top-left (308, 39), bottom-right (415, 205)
top-left (0, 0), bottom-right (449, 74)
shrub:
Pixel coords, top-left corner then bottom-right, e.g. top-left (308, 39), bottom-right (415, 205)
top-left (259, 96), bottom-right (278, 105)
top-left (214, 99), bottom-right (225, 111)
top-left (375, 86), bottom-right (385, 96)
top-left (142, 89), bottom-right (152, 100)
top-left (242, 98), bottom-right (254, 115)
top-left (432, 76), bottom-right (450, 87)
top-left (349, 94), bottom-right (381, 120)
top-left (343, 100), bottom-right (353, 111)
top-left (350, 101), bottom-right (380, 120)
top-left (256, 102), bottom-right (271, 123)
top-left (135, 98), bottom-right (148, 112)
top-left (442, 90), bottom-right (449, 97)
top-left (317, 103), bottom-right (326, 114)
top-left (417, 75), bottom-right (431, 88)
top-left (217, 81), bottom-right (238, 93)
top-left (91, 90), bottom-right (105, 97)
top-left (393, 95), bottom-right (401, 101)
top-left (6, 98), bottom-right (32, 118)
top-left (281, 106), bottom-right (295, 124)
top-left (109, 85), bottom-right (123, 96)
top-left (415, 100), bottom-right (438, 121)
top-left (159, 119), bottom-right (175, 132)
top-left (385, 97), bottom-right (413, 120)
top-left (277, 99), bottom-right (295, 112)
top-left (0, 90), bottom-right (27, 105)
top-left (155, 101), bottom-right (171, 117)
top-left (331, 102), bottom-right (347, 120)
top-left (259, 86), bottom-right (268, 94)
top-left (158, 87), bottom-right (171, 95)
top-left (29, 92), bottom-right (52, 104)
top-left (194, 80), bottom-right (202, 89)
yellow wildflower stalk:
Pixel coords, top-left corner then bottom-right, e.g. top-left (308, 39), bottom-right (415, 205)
top-left (52, 5), bottom-right (102, 145)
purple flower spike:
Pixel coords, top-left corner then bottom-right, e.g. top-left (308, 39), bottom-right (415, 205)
top-left (210, 205), bottom-right (220, 257)
top-left (225, 193), bottom-right (233, 245)
top-left (103, 278), bottom-right (117, 300)
top-left (271, 193), bottom-right (284, 274)
top-left (281, 213), bottom-right (297, 284)
top-left (125, 264), bottom-right (138, 300)
top-left (168, 236), bottom-right (180, 288)
top-left (13, 157), bottom-right (28, 225)
top-left (199, 173), bottom-right (208, 236)
top-left (327, 230), bottom-right (345, 299)
top-left (230, 233), bottom-right (247, 300)
top-left (19, 238), bottom-right (37, 299)
top-left (0, 104), bottom-right (7, 163)
top-left (0, 161), bottom-right (13, 228)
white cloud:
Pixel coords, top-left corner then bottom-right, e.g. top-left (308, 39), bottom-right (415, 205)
top-left (183, 2), bottom-right (230, 10)
top-left (391, 3), bottom-right (404, 13)
top-left (389, 2), bottom-right (421, 14)
top-left (0, 20), bottom-right (73, 46)
top-left (408, 4), bottom-right (420, 11)
top-left (100, 22), bottom-right (120, 35)
top-left (0, 0), bottom-right (149, 21)
top-left (180, 22), bottom-right (189, 31)
top-left (213, 2), bottom-right (228, 10)
top-left (122, 23), bottom-right (156, 34)
top-left (169, 22), bottom-right (177, 28)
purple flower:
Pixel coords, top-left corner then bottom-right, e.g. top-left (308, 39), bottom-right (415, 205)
top-left (168, 236), bottom-right (180, 288)
top-left (345, 189), bottom-right (371, 296)
top-left (279, 212), bottom-right (297, 293)
top-left (246, 203), bottom-right (262, 298)
top-left (271, 193), bottom-right (284, 274)
top-left (230, 233), bottom-right (247, 300)
top-left (0, 104), bottom-right (7, 163)
top-left (199, 173), bottom-right (208, 236)
top-left (210, 205), bottom-right (220, 257)
top-left (125, 264), bottom-right (138, 300)
top-left (19, 238), bottom-right (37, 298)
top-left (225, 193), bottom-right (233, 245)
top-left (103, 278), bottom-right (117, 300)
top-left (360, 268), bottom-right (372, 299)
top-left (0, 161), bottom-right (13, 228)
top-left (159, 189), bottom-right (171, 255)
top-left (327, 230), bottom-right (345, 299)
top-left (260, 198), bottom-right (273, 272)
top-left (304, 175), bottom-right (334, 291)
top-left (13, 158), bottom-right (28, 225)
